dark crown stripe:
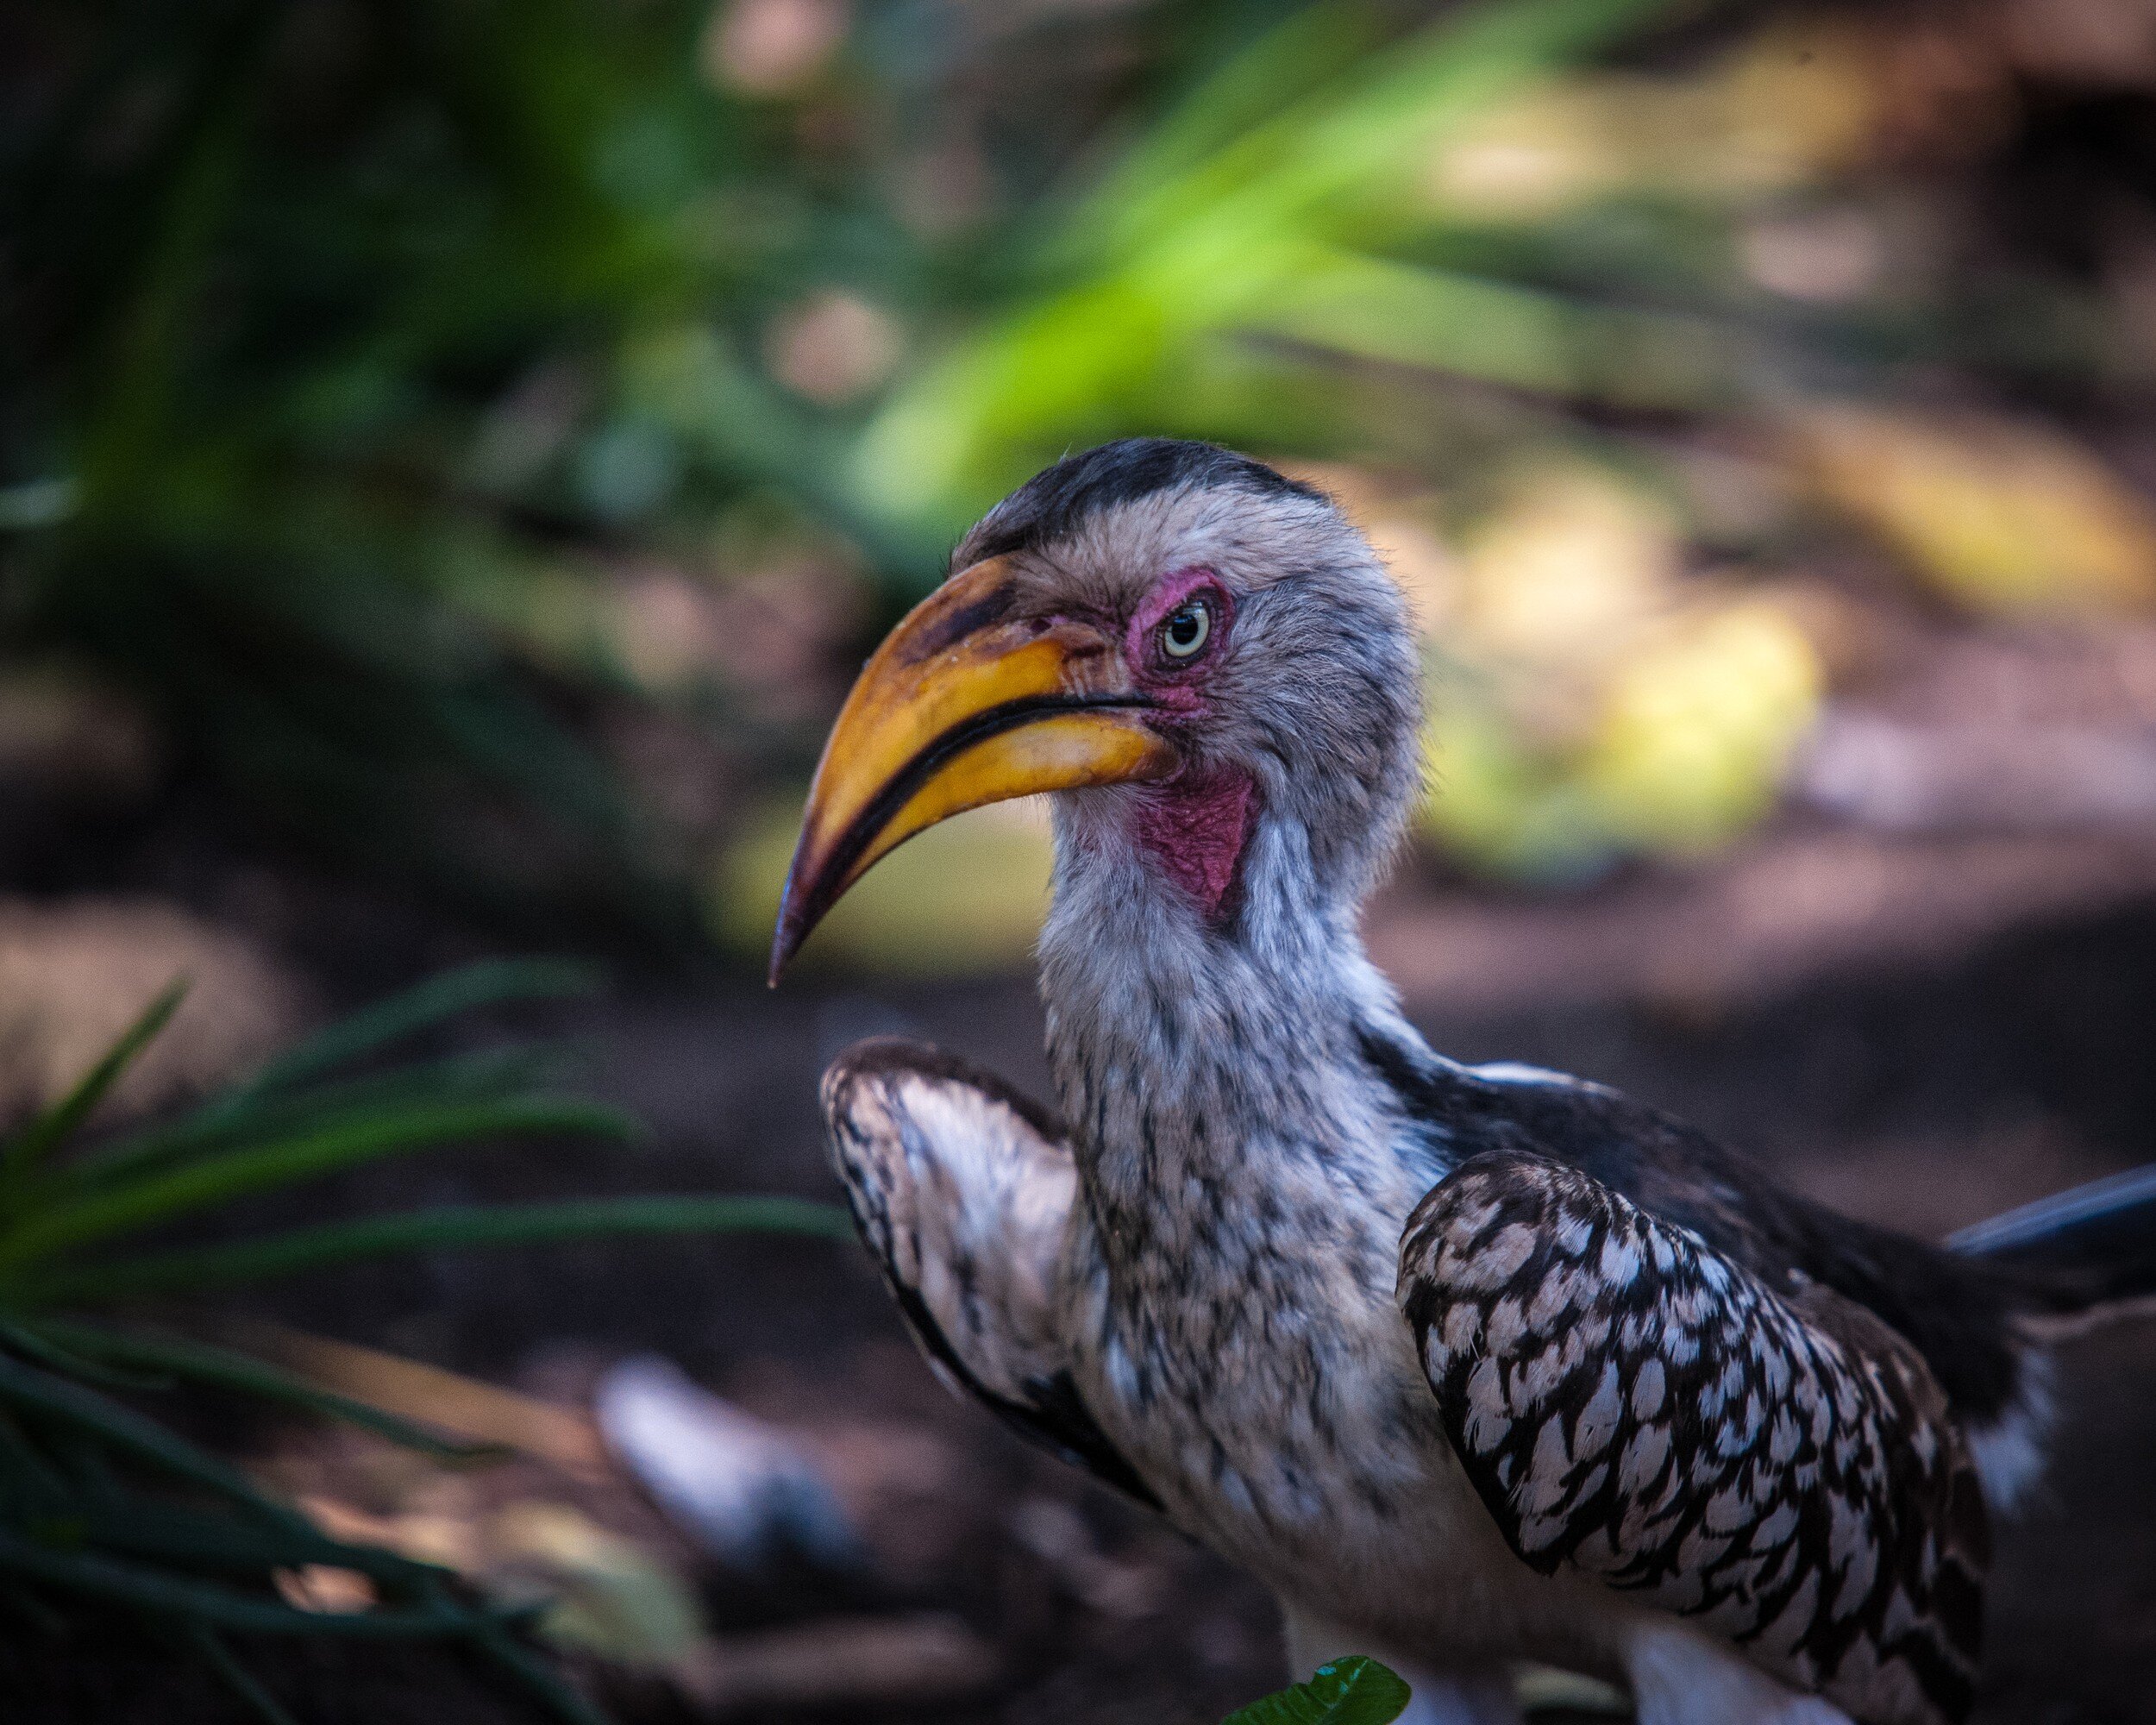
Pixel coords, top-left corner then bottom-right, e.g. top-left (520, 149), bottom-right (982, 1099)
top-left (963, 438), bottom-right (1329, 564)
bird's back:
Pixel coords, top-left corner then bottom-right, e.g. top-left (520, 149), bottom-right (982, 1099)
top-left (1357, 1026), bottom-right (2031, 1430)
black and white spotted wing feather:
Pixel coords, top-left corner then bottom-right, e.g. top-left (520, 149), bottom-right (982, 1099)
top-left (821, 1038), bottom-right (1160, 1509)
top-left (1401, 1151), bottom-right (1989, 1725)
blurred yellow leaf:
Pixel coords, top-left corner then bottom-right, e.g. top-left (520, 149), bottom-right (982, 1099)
top-left (1417, 461), bottom-right (1822, 873)
top-left (1456, 462), bottom-right (1680, 668)
top-left (1794, 406), bottom-right (2156, 616)
top-left (1420, 686), bottom-right (1608, 876)
top-left (1581, 597), bottom-right (1822, 850)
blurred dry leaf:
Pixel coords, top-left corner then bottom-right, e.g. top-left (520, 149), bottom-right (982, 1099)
top-left (766, 290), bottom-right (904, 404)
top-left (1739, 208), bottom-right (1884, 303)
top-left (492, 1502), bottom-right (707, 1667)
top-left (300, 1490), bottom-right (485, 1573)
top-left (254, 1327), bottom-right (608, 1472)
top-left (703, 0), bottom-right (849, 95)
top-left (1426, 23), bottom-right (1883, 220)
top-left (1791, 405), bottom-right (2156, 616)
top-left (300, 1488), bottom-right (710, 1670)
top-left (272, 1564), bottom-right (379, 1615)
top-left (0, 899), bottom-right (303, 1123)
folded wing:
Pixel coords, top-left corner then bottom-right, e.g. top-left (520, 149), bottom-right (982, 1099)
top-left (1399, 1151), bottom-right (1987, 1725)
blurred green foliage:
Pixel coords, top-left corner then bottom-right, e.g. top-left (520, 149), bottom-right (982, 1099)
top-left (3, 0), bottom-right (903, 929)
top-left (0, 960), bottom-right (844, 1722)
top-left (9, 0), bottom-right (2156, 957)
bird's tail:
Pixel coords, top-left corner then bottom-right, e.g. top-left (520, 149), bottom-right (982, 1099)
top-left (1951, 1164), bottom-right (2156, 1332)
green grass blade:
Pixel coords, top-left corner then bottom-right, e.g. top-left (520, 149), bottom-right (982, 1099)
top-left (0, 1318), bottom-right (174, 1392)
top-left (54, 1493), bottom-right (436, 1586)
top-left (0, 1350), bottom-right (318, 1536)
top-left (3, 1580), bottom-right (65, 1636)
top-left (234, 960), bottom-right (600, 1101)
top-left (0, 1096), bottom-right (636, 1281)
top-left (22, 1320), bottom-right (506, 1463)
top-left (27, 1195), bottom-right (854, 1305)
top-left (468, 1617), bottom-right (617, 1725)
top-left (0, 1527), bottom-right (493, 1638)
top-left (185, 1621), bottom-right (300, 1725)
top-left (56, 1046), bottom-right (573, 1195)
top-left (64, 1492), bottom-right (449, 1588)
top-left (0, 980), bottom-right (187, 1194)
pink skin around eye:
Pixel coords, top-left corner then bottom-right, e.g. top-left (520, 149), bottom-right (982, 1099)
top-left (1121, 568), bottom-right (1256, 923)
top-left (1125, 567), bottom-right (1232, 708)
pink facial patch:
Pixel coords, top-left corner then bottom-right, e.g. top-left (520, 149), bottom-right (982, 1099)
top-left (1130, 768), bottom-right (1256, 921)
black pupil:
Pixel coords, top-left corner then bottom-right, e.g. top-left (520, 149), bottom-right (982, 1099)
top-left (1168, 609), bottom-right (1201, 647)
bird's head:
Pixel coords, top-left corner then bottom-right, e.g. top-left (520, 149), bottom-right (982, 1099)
top-left (769, 438), bottom-right (1422, 982)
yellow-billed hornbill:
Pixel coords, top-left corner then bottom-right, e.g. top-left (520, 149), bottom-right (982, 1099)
top-left (769, 439), bottom-right (2156, 1725)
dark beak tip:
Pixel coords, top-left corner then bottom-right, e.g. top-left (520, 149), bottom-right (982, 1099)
top-left (767, 900), bottom-right (801, 988)
top-left (768, 862), bottom-right (826, 987)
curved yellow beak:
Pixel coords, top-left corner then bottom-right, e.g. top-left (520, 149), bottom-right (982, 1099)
top-left (768, 556), bottom-right (1178, 982)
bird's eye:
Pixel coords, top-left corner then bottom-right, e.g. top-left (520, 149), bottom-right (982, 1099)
top-left (1159, 600), bottom-right (1212, 661)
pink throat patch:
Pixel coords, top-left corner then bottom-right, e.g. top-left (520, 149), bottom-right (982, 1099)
top-left (1129, 770), bottom-right (1256, 921)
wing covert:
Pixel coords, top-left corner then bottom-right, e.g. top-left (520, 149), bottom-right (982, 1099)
top-left (1400, 1151), bottom-right (1987, 1725)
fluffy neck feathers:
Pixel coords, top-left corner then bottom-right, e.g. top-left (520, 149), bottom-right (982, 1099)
top-left (1039, 792), bottom-right (1435, 1264)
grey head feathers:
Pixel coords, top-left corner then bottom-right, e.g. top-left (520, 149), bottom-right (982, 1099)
top-left (957, 438), bottom-right (1426, 915)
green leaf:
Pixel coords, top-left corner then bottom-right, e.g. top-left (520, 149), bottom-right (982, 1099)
top-left (0, 1096), bottom-right (636, 1281)
top-left (0, 980), bottom-right (188, 1195)
top-left (24, 1194), bottom-right (854, 1305)
top-left (232, 960), bottom-right (600, 1101)
top-left (53, 1045), bottom-right (572, 1195)
top-left (19, 1320), bottom-right (506, 1463)
top-left (0, 1319), bottom-right (174, 1393)
top-left (55, 1492), bottom-right (444, 1588)
top-left (1223, 1656), bottom-right (1413, 1725)
top-left (184, 1621), bottom-right (301, 1725)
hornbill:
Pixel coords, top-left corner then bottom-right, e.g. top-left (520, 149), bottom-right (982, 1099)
top-left (768, 438), bottom-right (2156, 1725)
